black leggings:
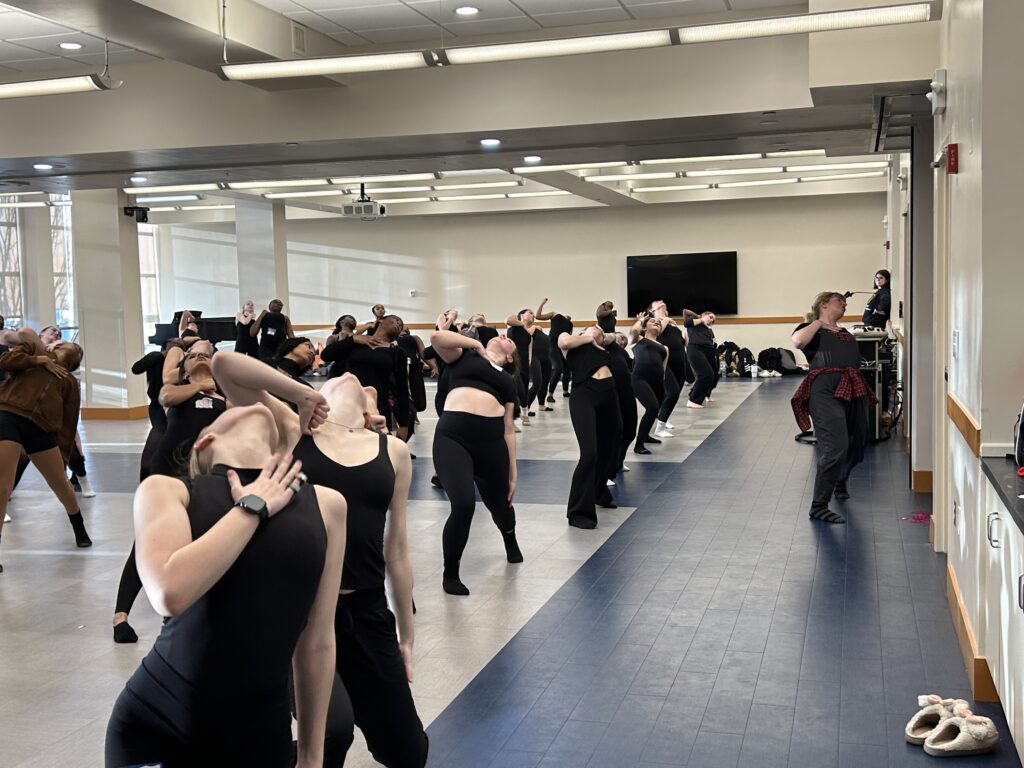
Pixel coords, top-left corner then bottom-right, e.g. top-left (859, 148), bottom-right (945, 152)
top-left (657, 368), bottom-right (681, 422)
top-left (526, 355), bottom-right (546, 409)
top-left (567, 378), bottom-right (621, 523)
top-left (808, 375), bottom-right (870, 511)
top-left (549, 351), bottom-right (570, 395)
top-left (687, 345), bottom-right (719, 404)
top-left (323, 589), bottom-right (428, 768)
top-left (612, 380), bottom-right (637, 478)
top-left (633, 372), bottom-right (664, 447)
top-left (433, 412), bottom-right (515, 564)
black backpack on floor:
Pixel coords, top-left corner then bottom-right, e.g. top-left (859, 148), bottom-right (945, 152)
top-left (757, 348), bottom-right (782, 373)
top-left (776, 347), bottom-right (804, 375)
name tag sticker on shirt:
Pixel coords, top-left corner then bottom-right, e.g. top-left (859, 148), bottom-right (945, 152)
top-left (195, 398), bottom-right (215, 409)
top-left (266, 327), bottom-right (277, 336)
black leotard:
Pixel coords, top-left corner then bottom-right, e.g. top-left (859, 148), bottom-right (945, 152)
top-left (632, 339), bottom-right (666, 383)
top-left (151, 392), bottom-right (226, 477)
top-left (235, 319), bottom-right (259, 356)
top-left (531, 328), bottom-right (551, 360)
top-left (106, 468), bottom-right (326, 766)
top-left (447, 349), bottom-right (516, 405)
top-left (566, 343), bottom-right (611, 384)
top-left (258, 312), bottom-right (288, 359)
top-left (507, 325), bottom-right (532, 363)
top-left (293, 433), bottom-right (393, 591)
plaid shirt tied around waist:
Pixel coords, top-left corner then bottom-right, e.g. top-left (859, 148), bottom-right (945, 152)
top-left (791, 367), bottom-right (878, 432)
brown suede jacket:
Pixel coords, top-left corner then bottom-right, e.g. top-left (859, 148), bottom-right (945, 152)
top-left (0, 342), bottom-right (80, 460)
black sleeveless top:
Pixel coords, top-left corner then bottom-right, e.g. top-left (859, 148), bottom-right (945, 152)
top-left (793, 323), bottom-right (861, 369)
top-left (258, 312), bottom-right (288, 357)
top-left (127, 468), bottom-right (326, 736)
top-left (632, 339), bottom-right (666, 381)
top-left (605, 342), bottom-right (633, 391)
top-left (235, 319), bottom-right (258, 355)
top-left (447, 349), bottom-right (517, 405)
top-left (507, 325), bottom-right (532, 362)
top-left (292, 433), bottom-right (394, 591)
top-left (657, 323), bottom-right (688, 372)
top-left (532, 328), bottom-right (551, 358)
top-left (566, 343), bottom-right (611, 384)
top-left (549, 315), bottom-right (573, 351)
top-left (597, 313), bottom-right (617, 334)
top-left (151, 392), bottom-right (226, 477)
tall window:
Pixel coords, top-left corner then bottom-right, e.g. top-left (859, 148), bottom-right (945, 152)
top-left (50, 197), bottom-right (76, 335)
top-left (0, 198), bottom-right (24, 327)
top-left (138, 224), bottom-right (160, 340)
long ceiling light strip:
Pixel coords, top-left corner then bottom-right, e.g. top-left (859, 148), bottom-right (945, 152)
top-left (685, 166), bottom-right (784, 177)
top-left (516, 162), bottom-right (626, 174)
top-left (508, 190), bottom-right (573, 198)
top-left (639, 154), bottom-right (761, 166)
top-left (787, 161), bottom-right (889, 172)
top-left (124, 184), bottom-right (221, 194)
top-left (798, 171), bottom-right (886, 182)
top-left (218, 4), bottom-right (931, 81)
top-left (330, 174), bottom-right (435, 184)
top-left (434, 181), bottom-right (522, 190)
top-left (227, 179), bottom-right (329, 190)
top-left (264, 190), bottom-right (342, 199)
top-left (0, 73), bottom-right (120, 100)
top-left (586, 171), bottom-right (678, 182)
top-left (717, 178), bottom-right (799, 188)
top-left (631, 184), bottom-right (711, 193)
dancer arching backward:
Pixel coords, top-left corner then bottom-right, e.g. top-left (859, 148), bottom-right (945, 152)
top-left (558, 327), bottom-right (622, 529)
top-left (596, 300), bottom-right (618, 334)
top-left (505, 306), bottom-right (539, 425)
top-left (684, 311), bottom-right (720, 409)
top-left (234, 300), bottom-right (260, 358)
top-left (527, 324), bottom-right (553, 414)
top-left (791, 292), bottom-right (873, 524)
top-left (131, 340), bottom-right (176, 481)
top-left (650, 300), bottom-right (692, 438)
top-left (604, 332), bottom-right (636, 479)
top-left (215, 351), bottom-right (428, 768)
top-left (105, 398), bottom-right (346, 768)
top-left (631, 317), bottom-right (668, 455)
top-left (430, 328), bottom-right (521, 596)
top-left (0, 329), bottom-right (88, 573)
top-left (547, 311), bottom-right (573, 401)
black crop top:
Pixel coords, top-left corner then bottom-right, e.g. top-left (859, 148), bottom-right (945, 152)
top-left (129, 468), bottom-right (326, 732)
top-left (292, 433), bottom-right (394, 591)
top-left (794, 323), bottom-right (861, 369)
top-left (566, 343), bottom-right (611, 384)
top-left (447, 349), bottom-right (517, 405)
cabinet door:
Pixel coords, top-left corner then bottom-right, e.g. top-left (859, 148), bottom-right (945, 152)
top-left (997, 520), bottom-right (1024, 764)
top-left (981, 485), bottom-right (1005, 683)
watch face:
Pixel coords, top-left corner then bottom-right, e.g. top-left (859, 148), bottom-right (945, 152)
top-left (239, 494), bottom-right (268, 519)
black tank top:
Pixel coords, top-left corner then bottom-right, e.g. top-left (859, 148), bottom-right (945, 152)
top-left (259, 312), bottom-right (288, 356)
top-left (447, 349), bottom-right (517, 405)
top-left (292, 433), bottom-right (394, 591)
top-left (507, 325), bottom-right (533, 363)
top-left (657, 323), bottom-right (688, 373)
top-left (129, 468), bottom-right (326, 734)
top-left (532, 328), bottom-right (551, 357)
top-left (566, 344), bottom-right (611, 384)
top-left (235, 319), bottom-right (258, 355)
top-left (151, 392), bottom-right (226, 476)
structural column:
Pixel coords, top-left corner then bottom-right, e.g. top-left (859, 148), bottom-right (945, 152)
top-left (70, 190), bottom-right (148, 412)
top-left (18, 205), bottom-right (56, 330)
top-left (235, 198), bottom-right (289, 312)
top-left (909, 121), bottom-right (935, 491)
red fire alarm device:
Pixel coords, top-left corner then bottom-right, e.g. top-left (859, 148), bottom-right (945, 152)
top-left (947, 143), bottom-right (959, 174)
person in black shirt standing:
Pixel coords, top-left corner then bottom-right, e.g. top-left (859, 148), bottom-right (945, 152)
top-left (506, 305), bottom-right (540, 425)
top-left (603, 332), bottom-right (636, 480)
top-left (558, 327), bottom-right (621, 529)
top-left (684, 311), bottom-right (719, 409)
top-left (252, 299), bottom-right (294, 363)
top-left (631, 318), bottom-right (668, 454)
top-left (648, 300), bottom-right (692, 437)
top-left (547, 312), bottom-right (573, 401)
top-left (861, 269), bottom-right (892, 329)
top-left (234, 300), bottom-right (260, 358)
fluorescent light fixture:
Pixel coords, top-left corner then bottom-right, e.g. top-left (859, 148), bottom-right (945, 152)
top-left (136, 194), bottom-right (204, 203)
top-left (381, 197), bottom-right (432, 204)
top-left (330, 174), bottom-right (436, 185)
top-left (686, 166), bottom-right (784, 177)
top-left (444, 29), bottom-right (671, 65)
top-left (129, 175), bottom-right (148, 183)
top-left (787, 161), bottom-right (889, 172)
top-left (125, 184), bottom-right (220, 194)
top-left (221, 51), bottom-right (430, 81)
top-left (798, 171), bottom-right (886, 182)
top-left (147, 206), bottom-right (178, 212)
top-left (508, 190), bottom-right (573, 198)
top-left (437, 169), bottom-right (504, 178)
top-left (717, 178), bottom-right (799, 188)
top-left (0, 201), bottom-right (48, 208)
top-left (0, 191), bottom-right (44, 197)
top-left (364, 186), bottom-right (433, 194)
top-left (33, 163), bottom-right (53, 170)
top-left (586, 171), bottom-right (678, 183)
top-left (677, 3), bottom-right (931, 44)
top-left (765, 149), bottom-right (826, 158)
top-left (433, 181), bottom-right (521, 191)
top-left (49, 200), bottom-right (72, 207)
top-left (182, 204), bottom-right (235, 210)
top-left (515, 161), bottom-right (626, 174)
top-left (264, 190), bottom-right (343, 199)
top-left (0, 73), bottom-right (121, 100)
top-left (631, 184), bottom-right (712, 193)
top-left (455, 6), bottom-right (480, 15)
top-left (523, 155), bottom-right (543, 164)
top-left (227, 179), bottom-right (329, 190)
top-left (639, 154), bottom-right (761, 165)
top-left (480, 138), bottom-right (501, 148)
top-left (59, 42), bottom-right (83, 50)
top-left (435, 193), bottom-right (508, 201)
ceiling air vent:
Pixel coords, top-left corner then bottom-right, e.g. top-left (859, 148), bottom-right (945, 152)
top-left (291, 23), bottom-right (307, 56)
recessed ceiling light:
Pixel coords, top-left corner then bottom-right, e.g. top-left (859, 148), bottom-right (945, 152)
top-left (129, 176), bottom-right (148, 183)
top-left (33, 163), bottom-right (53, 171)
top-left (59, 42), bottom-right (83, 51)
top-left (480, 138), bottom-right (501, 148)
top-left (455, 6), bottom-right (480, 16)
top-left (523, 155), bottom-right (542, 164)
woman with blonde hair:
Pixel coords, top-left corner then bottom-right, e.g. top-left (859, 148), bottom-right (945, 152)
top-left (791, 292), bottom-right (874, 524)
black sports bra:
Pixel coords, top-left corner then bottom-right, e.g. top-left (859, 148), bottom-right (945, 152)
top-left (447, 349), bottom-right (516, 405)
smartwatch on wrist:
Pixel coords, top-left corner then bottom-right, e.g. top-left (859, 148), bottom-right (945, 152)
top-left (235, 494), bottom-right (269, 521)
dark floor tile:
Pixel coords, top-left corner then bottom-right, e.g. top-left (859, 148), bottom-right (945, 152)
top-left (687, 730), bottom-right (743, 768)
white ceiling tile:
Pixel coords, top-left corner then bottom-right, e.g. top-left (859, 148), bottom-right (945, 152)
top-left (249, 0), bottom-right (307, 11)
top-left (5, 32), bottom-right (126, 57)
top-left (283, 9), bottom-right (345, 34)
top-left (70, 49), bottom-right (161, 66)
top-left (444, 16), bottom-right (542, 35)
top-left (0, 9), bottom-right (73, 38)
top-left (404, 0), bottom-right (525, 24)
top-left (316, 4), bottom-right (431, 30)
top-left (0, 39), bottom-right (38, 61)
top-left (355, 25), bottom-right (443, 43)
top-left (326, 29), bottom-right (373, 45)
top-left (532, 7), bottom-right (631, 27)
top-left (729, 0), bottom-right (799, 9)
top-left (1, 56), bottom-right (87, 72)
top-left (623, 0), bottom-right (728, 19)
top-left (513, 0), bottom-right (621, 13)
top-left (300, 0), bottom-right (402, 9)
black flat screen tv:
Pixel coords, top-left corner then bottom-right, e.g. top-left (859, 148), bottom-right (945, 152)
top-left (626, 252), bottom-right (738, 316)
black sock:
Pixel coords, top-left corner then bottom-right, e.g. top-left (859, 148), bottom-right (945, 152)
top-left (634, 446), bottom-right (652, 455)
top-left (68, 510), bottom-right (92, 547)
top-left (833, 484), bottom-right (850, 500)
top-left (113, 621), bottom-right (138, 644)
top-left (442, 560), bottom-right (469, 596)
top-left (809, 507), bottom-right (846, 524)
top-left (502, 529), bottom-right (523, 564)
top-left (645, 436), bottom-right (662, 444)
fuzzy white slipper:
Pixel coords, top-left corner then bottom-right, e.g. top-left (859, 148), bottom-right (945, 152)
top-left (923, 705), bottom-right (999, 757)
top-left (905, 695), bottom-right (968, 745)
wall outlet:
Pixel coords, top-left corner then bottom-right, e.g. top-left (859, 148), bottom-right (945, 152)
top-left (952, 329), bottom-right (960, 360)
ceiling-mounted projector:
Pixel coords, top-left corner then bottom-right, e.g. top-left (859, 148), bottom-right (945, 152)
top-left (342, 184), bottom-right (386, 220)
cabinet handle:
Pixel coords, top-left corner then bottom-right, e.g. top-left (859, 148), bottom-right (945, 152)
top-left (1018, 575), bottom-right (1024, 612)
top-left (986, 513), bottom-right (1001, 549)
